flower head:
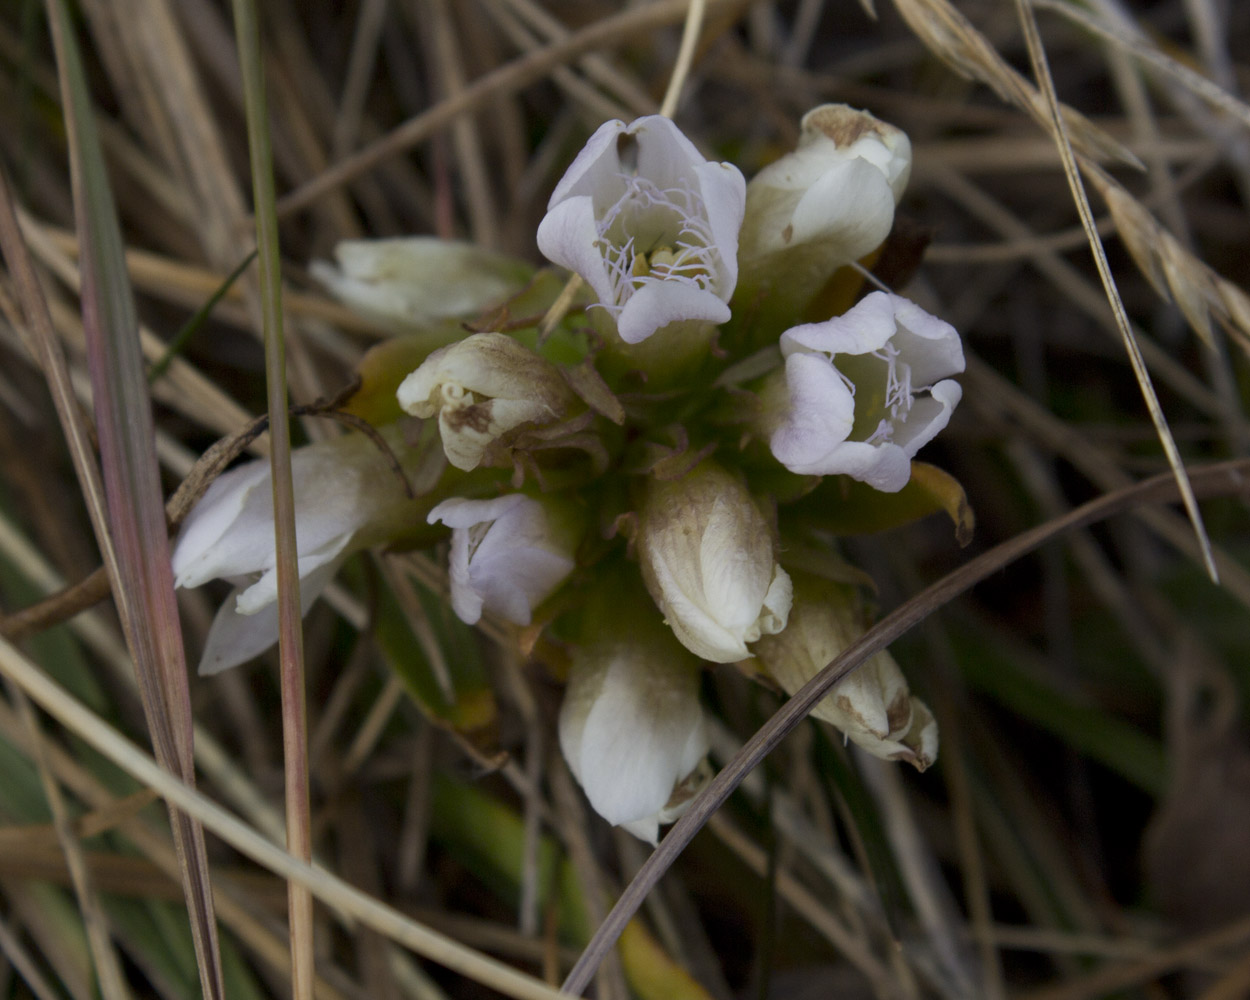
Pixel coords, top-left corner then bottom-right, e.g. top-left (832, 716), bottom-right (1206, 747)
top-left (397, 332), bottom-right (574, 471)
top-left (172, 428), bottom-right (423, 674)
top-left (752, 574), bottom-right (937, 770)
top-left (638, 461), bottom-right (792, 663)
top-left (310, 237), bottom-right (529, 329)
top-left (768, 291), bottom-right (964, 492)
top-left (559, 597), bottom-right (710, 844)
top-left (427, 494), bottom-right (579, 626)
top-left (737, 104), bottom-right (912, 323)
top-left (537, 116), bottom-right (745, 345)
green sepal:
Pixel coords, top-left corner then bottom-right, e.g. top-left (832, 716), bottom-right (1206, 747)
top-left (785, 461), bottom-right (974, 544)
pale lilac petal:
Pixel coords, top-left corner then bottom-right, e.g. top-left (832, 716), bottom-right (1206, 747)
top-left (427, 494), bottom-right (527, 529)
top-left (429, 495), bottom-right (576, 626)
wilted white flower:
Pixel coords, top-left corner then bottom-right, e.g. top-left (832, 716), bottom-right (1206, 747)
top-left (752, 574), bottom-right (937, 770)
top-left (638, 461), bottom-right (792, 663)
top-left (738, 104), bottom-right (912, 320)
top-left (172, 428), bottom-right (422, 674)
top-left (536, 116), bottom-right (745, 345)
top-left (427, 494), bottom-right (579, 626)
top-left (768, 291), bottom-right (964, 492)
top-left (397, 332), bottom-right (574, 471)
top-left (559, 609), bottom-right (710, 845)
top-left (311, 237), bottom-right (528, 328)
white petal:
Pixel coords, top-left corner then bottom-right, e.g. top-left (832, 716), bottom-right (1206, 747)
top-left (535, 196), bottom-right (618, 310)
top-left (234, 532), bottom-right (354, 616)
top-left (568, 649), bottom-right (705, 827)
top-left (694, 160), bottom-right (746, 293)
top-left (197, 560), bottom-right (339, 675)
top-left (427, 494), bottom-right (527, 528)
top-left (891, 379), bottom-right (963, 457)
top-left (889, 296), bottom-right (966, 385)
top-left (547, 120), bottom-right (627, 207)
top-left (615, 280), bottom-right (730, 344)
top-left (788, 158), bottom-right (895, 261)
top-left (780, 291), bottom-right (897, 358)
top-left (632, 116), bottom-right (707, 191)
top-left (172, 461), bottom-right (271, 588)
top-left (769, 353), bottom-right (856, 474)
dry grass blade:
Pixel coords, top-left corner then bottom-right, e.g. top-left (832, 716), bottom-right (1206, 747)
top-left (658, 0), bottom-right (708, 118)
top-left (888, 0), bottom-right (1140, 169)
top-left (35, 3), bottom-right (224, 995)
top-left (228, 0), bottom-right (315, 995)
top-left (7, 680), bottom-right (131, 1000)
top-left (562, 458), bottom-right (1250, 993)
top-left (1010, 0), bottom-right (1217, 582)
top-left (1081, 163), bottom-right (1250, 354)
top-left (275, 0), bottom-right (748, 216)
top-left (1030, 0), bottom-right (1250, 134)
top-left (0, 633), bottom-right (573, 1000)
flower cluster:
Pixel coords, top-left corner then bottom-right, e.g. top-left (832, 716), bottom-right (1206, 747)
top-left (173, 105), bottom-right (964, 844)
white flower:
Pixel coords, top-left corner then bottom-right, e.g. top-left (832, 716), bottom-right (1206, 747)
top-left (536, 116), bottom-right (745, 345)
top-left (638, 462), bottom-right (792, 663)
top-left (427, 494), bottom-right (578, 626)
top-left (738, 104), bottom-right (912, 320)
top-left (769, 291), bottom-right (964, 492)
top-left (397, 332), bottom-right (574, 471)
top-left (172, 429), bottom-right (421, 674)
top-left (311, 237), bottom-right (528, 328)
top-left (752, 575), bottom-right (938, 770)
top-left (559, 614), bottom-right (710, 845)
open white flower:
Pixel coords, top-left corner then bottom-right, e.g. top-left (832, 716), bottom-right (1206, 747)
top-left (559, 610), bottom-right (710, 845)
top-left (537, 116), bottom-right (745, 345)
top-left (769, 291), bottom-right (964, 492)
top-left (172, 428), bottom-right (422, 674)
top-left (638, 461), bottom-right (792, 663)
top-left (427, 494), bottom-right (578, 626)
top-left (397, 332), bottom-right (574, 471)
top-left (752, 574), bottom-right (937, 770)
top-left (738, 104), bottom-right (912, 320)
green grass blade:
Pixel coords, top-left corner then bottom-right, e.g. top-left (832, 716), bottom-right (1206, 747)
top-left (42, 3), bottom-right (223, 996)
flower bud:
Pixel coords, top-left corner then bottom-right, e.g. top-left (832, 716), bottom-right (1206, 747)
top-left (752, 574), bottom-right (937, 770)
top-left (397, 332), bottom-right (574, 471)
top-left (426, 493), bottom-right (579, 626)
top-left (559, 589), bottom-right (710, 845)
top-left (767, 291), bottom-right (964, 492)
top-left (637, 461), bottom-right (792, 663)
top-left (738, 105), bottom-right (912, 322)
top-left (172, 426), bottom-right (425, 674)
top-left (537, 116), bottom-right (745, 347)
top-left (311, 237), bottom-right (528, 329)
